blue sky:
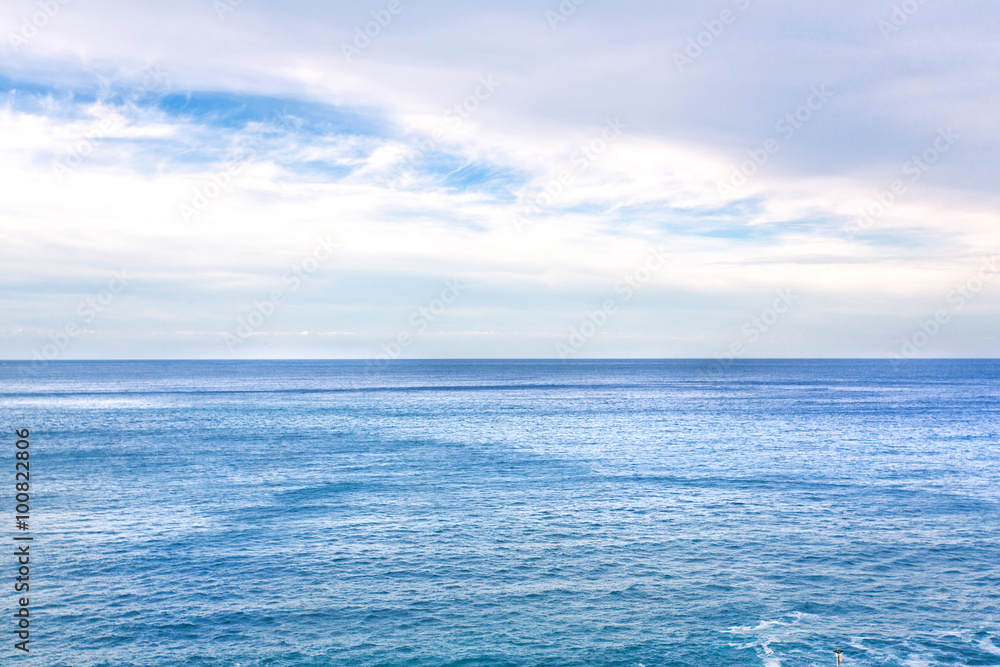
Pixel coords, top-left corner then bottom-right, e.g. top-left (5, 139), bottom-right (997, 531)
top-left (1, 0), bottom-right (998, 359)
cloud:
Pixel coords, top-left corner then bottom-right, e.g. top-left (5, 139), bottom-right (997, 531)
top-left (1, 0), bottom-right (999, 359)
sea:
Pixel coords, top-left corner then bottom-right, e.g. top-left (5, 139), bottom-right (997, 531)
top-left (1, 359), bottom-right (998, 667)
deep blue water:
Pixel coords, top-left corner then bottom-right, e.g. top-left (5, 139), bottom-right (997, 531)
top-left (1, 360), bottom-right (999, 666)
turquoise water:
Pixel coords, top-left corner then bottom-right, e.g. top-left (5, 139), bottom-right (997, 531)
top-left (2, 360), bottom-right (999, 666)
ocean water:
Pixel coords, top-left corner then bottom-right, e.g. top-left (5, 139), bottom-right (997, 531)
top-left (1, 359), bottom-right (999, 667)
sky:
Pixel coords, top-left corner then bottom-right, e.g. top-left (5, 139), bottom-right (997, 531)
top-left (1, 0), bottom-right (998, 360)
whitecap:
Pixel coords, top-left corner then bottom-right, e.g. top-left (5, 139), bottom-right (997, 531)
top-left (980, 636), bottom-right (1000, 656)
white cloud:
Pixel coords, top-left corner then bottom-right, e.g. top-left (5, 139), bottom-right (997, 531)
top-left (2, 1), bottom-right (999, 358)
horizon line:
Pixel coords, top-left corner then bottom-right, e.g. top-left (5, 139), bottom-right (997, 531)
top-left (3, 358), bottom-right (997, 363)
